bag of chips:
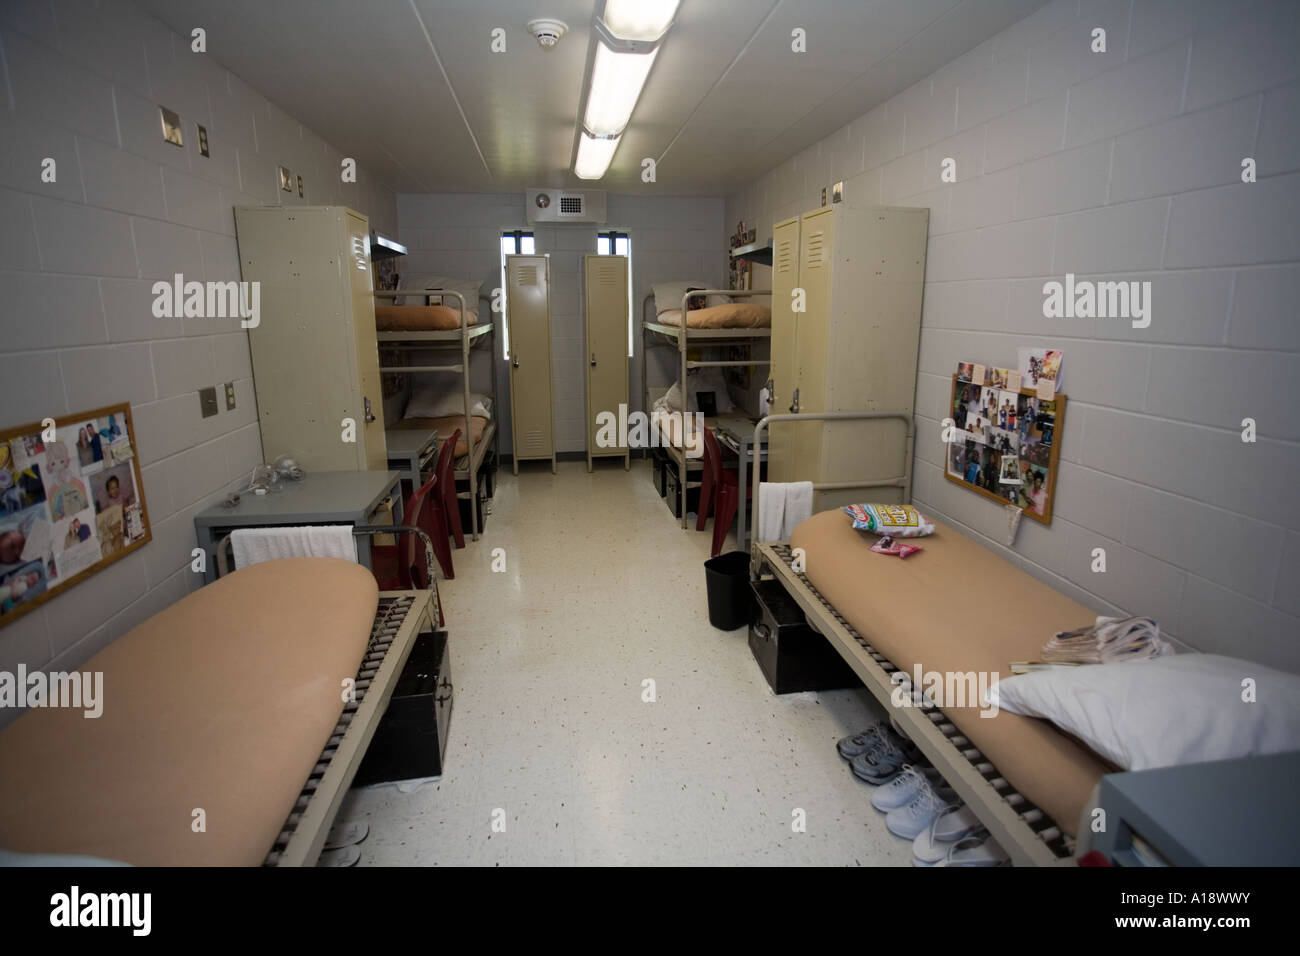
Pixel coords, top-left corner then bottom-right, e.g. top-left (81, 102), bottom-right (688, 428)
top-left (843, 503), bottom-right (935, 538)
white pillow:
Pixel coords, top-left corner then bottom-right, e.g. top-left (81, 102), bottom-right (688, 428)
top-left (985, 653), bottom-right (1300, 771)
top-left (405, 387), bottom-right (492, 420)
top-left (663, 367), bottom-right (735, 414)
top-left (653, 281), bottom-right (730, 314)
top-left (399, 274), bottom-right (482, 318)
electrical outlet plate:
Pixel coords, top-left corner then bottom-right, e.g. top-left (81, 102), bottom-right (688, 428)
top-left (197, 124), bottom-right (209, 157)
top-left (199, 386), bottom-right (219, 418)
top-left (278, 166), bottom-right (293, 191)
top-left (224, 382), bottom-right (236, 410)
top-left (160, 106), bottom-right (183, 147)
top-left (832, 180), bottom-right (843, 203)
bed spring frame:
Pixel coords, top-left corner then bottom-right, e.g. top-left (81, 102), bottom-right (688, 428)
top-left (749, 412), bottom-right (1076, 867)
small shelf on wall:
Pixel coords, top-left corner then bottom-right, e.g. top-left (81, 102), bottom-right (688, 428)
top-left (729, 240), bottom-right (772, 265)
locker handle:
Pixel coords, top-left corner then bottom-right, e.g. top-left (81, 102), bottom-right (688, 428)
top-left (512, 355), bottom-right (519, 369)
top-left (363, 397), bottom-right (376, 424)
top-left (789, 387), bottom-right (800, 414)
top-left (590, 352), bottom-right (597, 367)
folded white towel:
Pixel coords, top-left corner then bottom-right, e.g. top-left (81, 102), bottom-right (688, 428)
top-left (229, 525), bottom-right (358, 569)
top-left (757, 482), bottom-right (786, 543)
top-left (783, 481), bottom-right (813, 538)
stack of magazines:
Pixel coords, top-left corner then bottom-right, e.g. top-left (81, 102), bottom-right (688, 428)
top-left (1042, 615), bottom-right (1172, 664)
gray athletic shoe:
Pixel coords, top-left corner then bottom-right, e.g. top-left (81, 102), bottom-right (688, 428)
top-left (850, 734), bottom-right (921, 784)
top-left (869, 764), bottom-right (942, 812)
top-left (836, 721), bottom-right (891, 759)
top-left (885, 781), bottom-right (958, 840)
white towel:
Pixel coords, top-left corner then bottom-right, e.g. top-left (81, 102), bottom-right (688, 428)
top-left (783, 481), bottom-right (813, 538)
top-left (757, 481), bottom-right (815, 542)
top-left (229, 525), bottom-right (358, 570)
top-left (757, 482), bottom-right (786, 543)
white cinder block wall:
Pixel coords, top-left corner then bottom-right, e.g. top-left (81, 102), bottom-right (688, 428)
top-left (726, 0), bottom-right (1300, 671)
top-left (396, 192), bottom-right (725, 455)
top-left (0, 0), bottom-right (397, 721)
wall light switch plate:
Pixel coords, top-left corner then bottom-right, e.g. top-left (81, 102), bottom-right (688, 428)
top-left (278, 166), bottom-right (293, 191)
top-left (224, 382), bottom-right (236, 410)
top-left (832, 181), bottom-right (843, 203)
top-left (160, 106), bottom-right (183, 147)
top-left (197, 124), bottom-right (209, 157)
top-left (296, 174), bottom-right (303, 198)
top-left (199, 386), bottom-right (219, 418)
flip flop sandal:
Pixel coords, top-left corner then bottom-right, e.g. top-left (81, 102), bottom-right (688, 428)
top-left (324, 820), bottom-right (369, 850)
top-left (933, 833), bottom-right (1010, 867)
top-left (914, 819), bottom-right (987, 866)
top-left (317, 845), bottom-right (362, 867)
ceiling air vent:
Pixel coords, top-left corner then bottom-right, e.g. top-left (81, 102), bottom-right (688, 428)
top-left (526, 188), bottom-right (607, 224)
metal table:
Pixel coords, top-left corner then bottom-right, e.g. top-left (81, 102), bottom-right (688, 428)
top-left (714, 414), bottom-right (767, 551)
top-left (385, 427), bottom-right (439, 500)
top-left (193, 470), bottom-right (402, 584)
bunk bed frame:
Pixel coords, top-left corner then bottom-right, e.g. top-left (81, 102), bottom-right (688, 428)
top-left (640, 288), bottom-right (772, 528)
top-left (748, 411), bottom-right (1076, 867)
top-left (374, 289), bottom-right (499, 541)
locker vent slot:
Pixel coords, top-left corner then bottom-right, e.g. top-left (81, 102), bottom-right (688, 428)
top-left (776, 239), bottom-right (794, 274)
top-left (596, 263), bottom-right (619, 285)
top-left (806, 231), bottom-right (826, 269)
top-left (523, 429), bottom-right (545, 452)
top-left (514, 265), bottom-right (540, 287)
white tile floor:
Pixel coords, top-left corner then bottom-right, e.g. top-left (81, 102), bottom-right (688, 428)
top-left (338, 458), bottom-right (913, 866)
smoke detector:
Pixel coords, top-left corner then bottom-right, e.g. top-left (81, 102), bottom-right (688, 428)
top-left (528, 18), bottom-right (568, 49)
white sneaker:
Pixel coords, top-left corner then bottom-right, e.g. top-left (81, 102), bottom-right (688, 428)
top-left (884, 779), bottom-right (956, 840)
top-left (932, 832), bottom-right (1010, 866)
top-left (869, 764), bottom-right (940, 812)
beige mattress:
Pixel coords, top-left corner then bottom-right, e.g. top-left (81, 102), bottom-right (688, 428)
top-left (375, 304), bottom-right (477, 331)
top-left (656, 303), bottom-right (771, 329)
top-left (789, 510), bottom-right (1111, 837)
top-left (391, 414), bottom-right (487, 459)
top-left (0, 558), bottom-right (378, 865)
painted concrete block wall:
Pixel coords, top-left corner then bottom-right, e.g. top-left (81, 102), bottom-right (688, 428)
top-left (395, 192), bottom-right (725, 455)
top-left (725, 0), bottom-right (1300, 671)
top-left (0, 0), bottom-right (397, 720)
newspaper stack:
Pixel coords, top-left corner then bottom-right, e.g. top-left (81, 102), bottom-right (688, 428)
top-left (1042, 615), bottom-right (1172, 664)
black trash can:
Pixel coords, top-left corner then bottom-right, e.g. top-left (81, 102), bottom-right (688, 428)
top-left (704, 551), bottom-right (754, 630)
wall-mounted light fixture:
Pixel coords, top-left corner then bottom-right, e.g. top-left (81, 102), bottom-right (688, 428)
top-left (573, 0), bottom-right (679, 180)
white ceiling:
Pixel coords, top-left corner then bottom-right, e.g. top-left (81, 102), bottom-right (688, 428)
top-left (139, 0), bottom-right (1048, 195)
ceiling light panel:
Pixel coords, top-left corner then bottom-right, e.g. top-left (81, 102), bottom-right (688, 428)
top-left (583, 43), bottom-right (659, 137)
top-left (575, 133), bottom-right (621, 180)
top-left (602, 0), bottom-right (680, 42)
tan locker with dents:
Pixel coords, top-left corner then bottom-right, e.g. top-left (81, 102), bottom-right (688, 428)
top-left (768, 203), bottom-right (929, 511)
top-left (506, 254), bottom-right (556, 473)
top-left (584, 254), bottom-right (630, 471)
top-left (235, 205), bottom-right (387, 472)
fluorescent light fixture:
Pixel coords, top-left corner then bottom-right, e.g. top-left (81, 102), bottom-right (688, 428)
top-left (575, 132), bottom-right (621, 180)
top-left (603, 0), bottom-right (679, 41)
top-left (584, 42), bottom-right (659, 137)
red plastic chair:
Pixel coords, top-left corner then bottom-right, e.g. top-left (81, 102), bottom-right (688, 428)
top-left (698, 427), bottom-right (750, 557)
top-left (371, 473), bottom-right (437, 589)
top-left (435, 428), bottom-right (465, 551)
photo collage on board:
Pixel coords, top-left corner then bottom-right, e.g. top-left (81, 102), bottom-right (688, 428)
top-left (0, 412), bottom-right (143, 618)
top-left (950, 362), bottom-right (1060, 517)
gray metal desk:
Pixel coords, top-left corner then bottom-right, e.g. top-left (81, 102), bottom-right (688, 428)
top-left (193, 470), bottom-right (402, 584)
top-left (385, 427), bottom-right (439, 500)
top-left (1091, 752), bottom-right (1300, 866)
top-left (715, 414), bottom-right (767, 551)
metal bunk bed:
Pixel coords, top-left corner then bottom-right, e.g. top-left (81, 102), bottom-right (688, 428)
top-left (640, 287), bottom-right (772, 528)
top-left (373, 288), bottom-right (500, 541)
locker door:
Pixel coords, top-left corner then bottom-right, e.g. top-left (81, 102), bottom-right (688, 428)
top-left (767, 216), bottom-right (800, 484)
top-left (584, 254), bottom-right (629, 469)
top-left (794, 206), bottom-right (835, 486)
top-left (507, 255), bottom-right (555, 471)
top-left (345, 210), bottom-right (387, 470)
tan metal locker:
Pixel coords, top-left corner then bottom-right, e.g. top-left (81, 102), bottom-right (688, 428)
top-left (506, 254), bottom-right (556, 473)
top-left (584, 254), bottom-right (630, 471)
top-left (766, 204), bottom-right (929, 511)
top-left (235, 205), bottom-right (387, 472)
top-left (768, 216), bottom-right (800, 483)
